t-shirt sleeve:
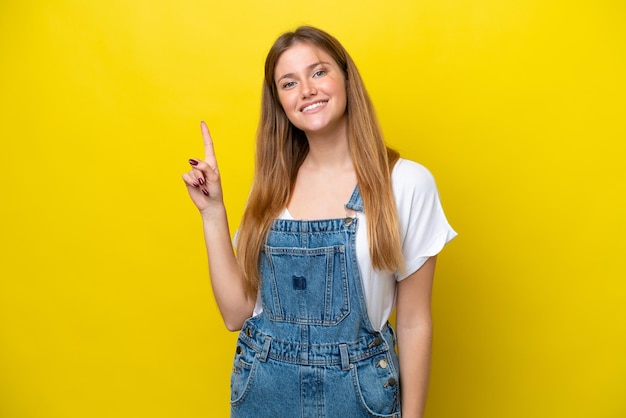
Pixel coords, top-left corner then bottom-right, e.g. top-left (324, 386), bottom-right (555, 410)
top-left (393, 159), bottom-right (457, 281)
top-left (232, 229), bottom-right (240, 249)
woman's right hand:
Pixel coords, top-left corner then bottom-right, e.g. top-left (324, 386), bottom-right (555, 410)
top-left (182, 122), bottom-right (254, 329)
top-left (182, 121), bottom-right (224, 214)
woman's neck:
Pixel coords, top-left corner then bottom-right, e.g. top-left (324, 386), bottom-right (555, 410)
top-left (303, 128), bottom-right (352, 171)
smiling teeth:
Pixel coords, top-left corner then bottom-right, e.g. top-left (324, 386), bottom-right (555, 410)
top-left (302, 102), bottom-right (327, 112)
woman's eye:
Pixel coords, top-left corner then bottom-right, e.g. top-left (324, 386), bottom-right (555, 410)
top-left (313, 70), bottom-right (326, 78)
top-left (282, 81), bottom-right (296, 89)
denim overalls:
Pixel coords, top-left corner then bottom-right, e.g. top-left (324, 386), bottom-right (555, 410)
top-left (231, 187), bottom-right (401, 418)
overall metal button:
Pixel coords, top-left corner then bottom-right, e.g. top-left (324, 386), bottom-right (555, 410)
top-left (376, 359), bottom-right (388, 369)
top-left (368, 337), bottom-right (383, 347)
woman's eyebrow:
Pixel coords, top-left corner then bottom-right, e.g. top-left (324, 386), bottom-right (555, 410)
top-left (276, 61), bottom-right (331, 83)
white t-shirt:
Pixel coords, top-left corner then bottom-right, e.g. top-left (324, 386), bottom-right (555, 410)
top-left (251, 158), bottom-right (457, 330)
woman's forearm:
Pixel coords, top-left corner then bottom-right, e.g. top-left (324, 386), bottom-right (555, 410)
top-left (395, 256), bottom-right (437, 418)
top-left (201, 204), bottom-right (254, 331)
top-left (397, 321), bottom-right (432, 418)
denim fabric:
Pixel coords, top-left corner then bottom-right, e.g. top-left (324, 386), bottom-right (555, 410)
top-left (231, 187), bottom-right (401, 418)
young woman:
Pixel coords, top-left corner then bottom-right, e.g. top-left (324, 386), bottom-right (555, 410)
top-left (183, 26), bottom-right (456, 418)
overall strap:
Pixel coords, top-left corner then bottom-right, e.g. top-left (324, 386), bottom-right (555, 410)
top-left (344, 185), bottom-right (364, 213)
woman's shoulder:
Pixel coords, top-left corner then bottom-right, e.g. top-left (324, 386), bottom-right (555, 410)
top-left (391, 158), bottom-right (437, 192)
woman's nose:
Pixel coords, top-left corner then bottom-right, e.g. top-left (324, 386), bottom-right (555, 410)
top-left (301, 81), bottom-right (317, 98)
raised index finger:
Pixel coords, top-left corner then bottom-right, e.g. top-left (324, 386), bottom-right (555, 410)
top-left (200, 121), bottom-right (218, 168)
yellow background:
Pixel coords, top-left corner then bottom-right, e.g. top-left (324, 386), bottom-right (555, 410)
top-left (1, 1), bottom-right (624, 417)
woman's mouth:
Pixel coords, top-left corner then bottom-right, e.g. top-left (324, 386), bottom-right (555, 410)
top-left (301, 101), bottom-right (328, 112)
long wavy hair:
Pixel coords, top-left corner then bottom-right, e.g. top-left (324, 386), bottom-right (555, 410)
top-left (237, 26), bottom-right (403, 296)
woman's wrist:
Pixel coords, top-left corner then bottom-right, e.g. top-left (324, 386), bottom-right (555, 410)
top-left (199, 202), bottom-right (227, 222)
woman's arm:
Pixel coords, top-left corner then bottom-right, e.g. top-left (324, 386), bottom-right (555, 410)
top-left (182, 122), bottom-right (255, 331)
top-left (395, 255), bottom-right (437, 418)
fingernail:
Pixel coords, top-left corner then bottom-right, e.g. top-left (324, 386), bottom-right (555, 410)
top-left (189, 159), bottom-right (199, 166)
top-left (197, 177), bottom-right (205, 185)
top-left (201, 188), bottom-right (209, 196)
top-left (192, 182), bottom-right (199, 188)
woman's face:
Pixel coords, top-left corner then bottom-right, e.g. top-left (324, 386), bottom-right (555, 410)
top-left (274, 42), bottom-right (347, 137)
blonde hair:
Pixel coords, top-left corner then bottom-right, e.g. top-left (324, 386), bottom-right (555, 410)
top-left (237, 26), bottom-right (403, 296)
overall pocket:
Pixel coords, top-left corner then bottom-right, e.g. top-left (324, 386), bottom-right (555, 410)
top-left (350, 351), bottom-right (401, 417)
top-left (230, 339), bottom-right (259, 406)
top-left (261, 245), bottom-right (349, 325)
